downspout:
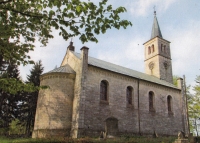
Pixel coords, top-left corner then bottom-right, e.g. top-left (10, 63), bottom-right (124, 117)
top-left (137, 78), bottom-right (141, 135)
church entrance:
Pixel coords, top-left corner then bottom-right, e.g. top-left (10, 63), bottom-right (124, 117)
top-left (105, 117), bottom-right (118, 136)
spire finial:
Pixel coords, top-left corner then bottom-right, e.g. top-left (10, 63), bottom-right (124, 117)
top-left (150, 6), bottom-right (163, 39)
top-left (153, 6), bottom-right (156, 16)
top-left (68, 38), bottom-right (75, 51)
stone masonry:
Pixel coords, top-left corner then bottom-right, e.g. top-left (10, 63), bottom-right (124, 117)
top-left (32, 13), bottom-right (188, 138)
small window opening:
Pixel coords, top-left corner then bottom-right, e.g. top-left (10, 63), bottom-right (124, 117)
top-left (100, 80), bottom-right (108, 101)
top-left (149, 91), bottom-right (155, 112)
top-left (167, 95), bottom-right (172, 112)
top-left (126, 86), bottom-right (132, 105)
top-left (152, 44), bottom-right (155, 52)
top-left (148, 46), bottom-right (151, 54)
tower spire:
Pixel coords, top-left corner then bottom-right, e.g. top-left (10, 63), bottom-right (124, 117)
top-left (144, 10), bottom-right (173, 83)
top-left (151, 10), bottom-right (162, 39)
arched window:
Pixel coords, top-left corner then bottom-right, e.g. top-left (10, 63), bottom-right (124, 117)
top-left (148, 46), bottom-right (151, 54)
top-left (100, 80), bottom-right (108, 101)
top-left (149, 91), bottom-right (155, 111)
top-left (164, 45), bottom-right (166, 53)
top-left (152, 44), bottom-right (155, 52)
top-left (167, 95), bottom-right (172, 112)
top-left (126, 86), bottom-right (132, 105)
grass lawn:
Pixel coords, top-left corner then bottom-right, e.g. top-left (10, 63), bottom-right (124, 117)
top-left (0, 135), bottom-right (177, 143)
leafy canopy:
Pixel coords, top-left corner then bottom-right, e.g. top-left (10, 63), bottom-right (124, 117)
top-left (0, 0), bottom-right (132, 93)
top-left (0, 0), bottom-right (132, 65)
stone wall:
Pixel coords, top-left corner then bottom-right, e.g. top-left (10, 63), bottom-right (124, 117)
top-left (144, 37), bottom-right (173, 83)
top-left (139, 80), bottom-right (182, 135)
top-left (32, 72), bottom-right (75, 138)
top-left (33, 48), bottom-right (185, 138)
top-left (81, 66), bottom-right (183, 137)
top-left (61, 49), bottom-right (89, 138)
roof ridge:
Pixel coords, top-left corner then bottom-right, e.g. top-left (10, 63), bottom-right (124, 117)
top-left (45, 63), bottom-right (75, 74)
top-left (72, 52), bottom-right (177, 89)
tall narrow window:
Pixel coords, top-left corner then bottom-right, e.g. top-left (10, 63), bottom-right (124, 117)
top-left (148, 46), bottom-right (151, 54)
top-left (167, 95), bottom-right (172, 112)
top-left (152, 44), bottom-right (155, 53)
top-left (149, 91), bottom-right (155, 111)
top-left (161, 44), bottom-right (163, 52)
top-left (100, 80), bottom-right (108, 101)
top-left (164, 45), bottom-right (166, 53)
top-left (126, 86), bottom-right (132, 105)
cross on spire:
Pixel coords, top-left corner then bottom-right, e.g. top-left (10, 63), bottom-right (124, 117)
top-left (150, 8), bottom-right (163, 39)
top-left (154, 6), bottom-right (156, 15)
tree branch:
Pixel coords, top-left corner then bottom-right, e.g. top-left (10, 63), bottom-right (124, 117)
top-left (0, 0), bottom-right (13, 4)
top-left (2, 7), bottom-right (44, 18)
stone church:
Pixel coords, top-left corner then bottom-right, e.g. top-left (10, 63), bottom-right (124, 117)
top-left (32, 12), bottom-right (189, 138)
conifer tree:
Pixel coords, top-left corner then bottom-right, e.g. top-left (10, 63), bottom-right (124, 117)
top-left (0, 63), bottom-right (21, 134)
top-left (18, 60), bottom-right (44, 136)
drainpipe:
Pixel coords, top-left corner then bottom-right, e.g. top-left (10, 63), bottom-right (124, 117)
top-left (137, 78), bottom-right (141, 135)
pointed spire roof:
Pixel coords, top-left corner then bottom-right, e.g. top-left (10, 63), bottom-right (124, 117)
top-left (151, 11), bottom-right (163, 39)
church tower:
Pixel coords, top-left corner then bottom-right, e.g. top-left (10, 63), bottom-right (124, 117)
top-left (144, 11), bottom-right (173, 83)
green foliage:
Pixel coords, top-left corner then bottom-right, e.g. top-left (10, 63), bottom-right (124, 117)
top-left (0, 78), bottom-right (40, 94)
top-left (18, 61), bottom-right (44, 136)
top-left (188, 75), bottom-right (200, 136)
top-left (9, 119), bottom-right (25, 135)
top-left (0, 0), bottom-right (132, 94)
top-left (173, 75), bottom-right (179, 87)
top-left (0, 136), bottom-right (176, 143)
top-left (0, 0), bottom-right (132, 65)
top-left (0, 63), bottom-right (22, 133)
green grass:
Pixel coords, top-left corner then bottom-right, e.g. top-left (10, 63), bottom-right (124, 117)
top-left (0, 136), bottom-right (176, 143)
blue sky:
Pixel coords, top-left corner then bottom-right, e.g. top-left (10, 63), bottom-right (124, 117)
top-left (20, 0), bottom-right (200, 90)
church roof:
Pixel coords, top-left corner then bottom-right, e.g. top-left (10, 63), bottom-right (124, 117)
top-left (47, 64), bottom-right (75, 74)
top-left (151, 12), bottom-right (163, 39)
top-left (73, 52), bottom-right (179, 90)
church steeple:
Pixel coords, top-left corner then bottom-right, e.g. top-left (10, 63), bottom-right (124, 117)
top-left (151, 11), bottom-right (163, 39)
top-left (144, 11), bottom-right (173, 83)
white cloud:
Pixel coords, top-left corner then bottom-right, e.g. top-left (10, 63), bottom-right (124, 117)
top-left (19, 30), bottom-right (67, 80)
top-left (169, 20), bottom-right (200, 87)
top-left (125, 38), bottom-right (144, 61)
top-left (128, 0), bottom-right (177, 16)
top-left (96, 36), bottom-right (145, 73)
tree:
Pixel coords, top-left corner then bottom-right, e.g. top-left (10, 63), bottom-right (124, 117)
top-left (188, 75), bottom-right (200, 136)
top-left (0, 0), bottom-right (132, 65)
top-left (18, 61), bottom-right (44, 136)
top-left (0, 0), bottom-right (132, 93)
top-left (0, 63), bottom-right (21, 134)
top-left (173, 75), bottom-right (179, 86)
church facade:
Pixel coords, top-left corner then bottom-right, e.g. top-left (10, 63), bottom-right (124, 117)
top-left (32, 13), bottom-right (188, 138)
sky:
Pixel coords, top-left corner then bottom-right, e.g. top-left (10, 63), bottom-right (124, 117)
top-left (20, 0), bottom-right (200, 91)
